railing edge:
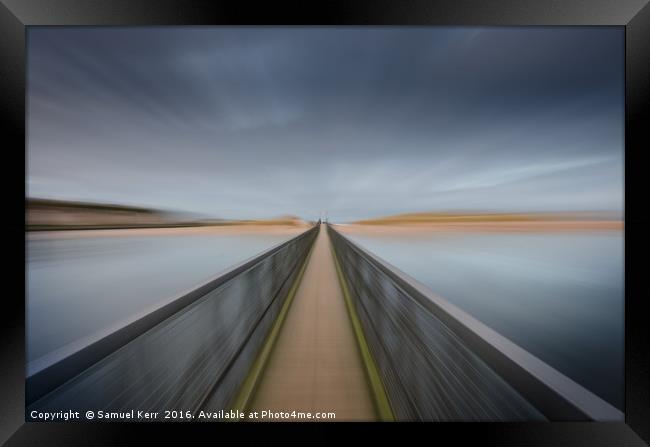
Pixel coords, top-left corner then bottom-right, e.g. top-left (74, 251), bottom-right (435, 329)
top-left (26, 225), bottom-right (319, 406)
top-left (327, 224), bottom-right (624, 422)
top-left (329, 234), bottom-right (395, 422)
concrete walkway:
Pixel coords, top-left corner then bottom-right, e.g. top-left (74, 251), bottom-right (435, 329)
top-left (248, 225), bottom-right (376, 421)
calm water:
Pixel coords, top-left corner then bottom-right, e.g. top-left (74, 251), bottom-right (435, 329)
top-left (344, 230), bottom-right (624, 410)
top-left (26, 230), bottom-right (301, 371)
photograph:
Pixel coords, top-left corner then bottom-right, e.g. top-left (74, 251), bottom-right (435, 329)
top-left (23, 26), bottom-right (626, 423)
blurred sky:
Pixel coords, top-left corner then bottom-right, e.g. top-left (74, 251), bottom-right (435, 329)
top-left (27, 27), bottom-right (624, 222)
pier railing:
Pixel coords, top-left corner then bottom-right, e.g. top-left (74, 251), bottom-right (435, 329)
top-left (27, 225), bottom-right (319, 417)
top-left (328, 224), bottom-right (623, 422)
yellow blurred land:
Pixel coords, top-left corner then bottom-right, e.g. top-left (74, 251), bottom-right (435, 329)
top-left (26, 198), bottom-right (310, 231)
top-left (26, 223), bottom-right (311, 241)
top-left (343, 211), bottom-right (622, 233)
top-left (234, 215), bottom-right (308, 226)
top-left (354, 211), bottom-right (619, 225)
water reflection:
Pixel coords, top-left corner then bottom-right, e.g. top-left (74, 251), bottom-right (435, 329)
top-left (26, 231), bottom-right (300, 368)
top-left (345, 231), bottom-right (624, 410)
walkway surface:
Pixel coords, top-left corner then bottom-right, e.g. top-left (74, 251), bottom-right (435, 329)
top-left (248, 224), bottom-right (376, 421)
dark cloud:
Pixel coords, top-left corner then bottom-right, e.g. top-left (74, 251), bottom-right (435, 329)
top-left (27, 27), bottom-right (623, 221)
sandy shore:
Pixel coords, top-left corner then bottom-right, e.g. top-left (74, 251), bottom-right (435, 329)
top-left (334, 220), bottom-right (623, 236)
top-left (26, 224), bottom-right (312, 240)
top-left (26, 220), bottom-right (622, 240)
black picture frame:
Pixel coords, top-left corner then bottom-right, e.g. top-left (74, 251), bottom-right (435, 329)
top-left (1, 0), bottom-right (648, 445)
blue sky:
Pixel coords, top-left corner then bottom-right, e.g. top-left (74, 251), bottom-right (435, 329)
top-left (27, 27), bottom-right (624, 222)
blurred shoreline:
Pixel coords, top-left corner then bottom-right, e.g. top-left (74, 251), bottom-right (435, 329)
top-left (336, 220), bottom-right (623, 235)
top-left (26, 224), bottom-right (312, 240)
top-left (25, 197), bottom-right (310, 232)
top-left (343, 211), bottom-right (623, 234)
